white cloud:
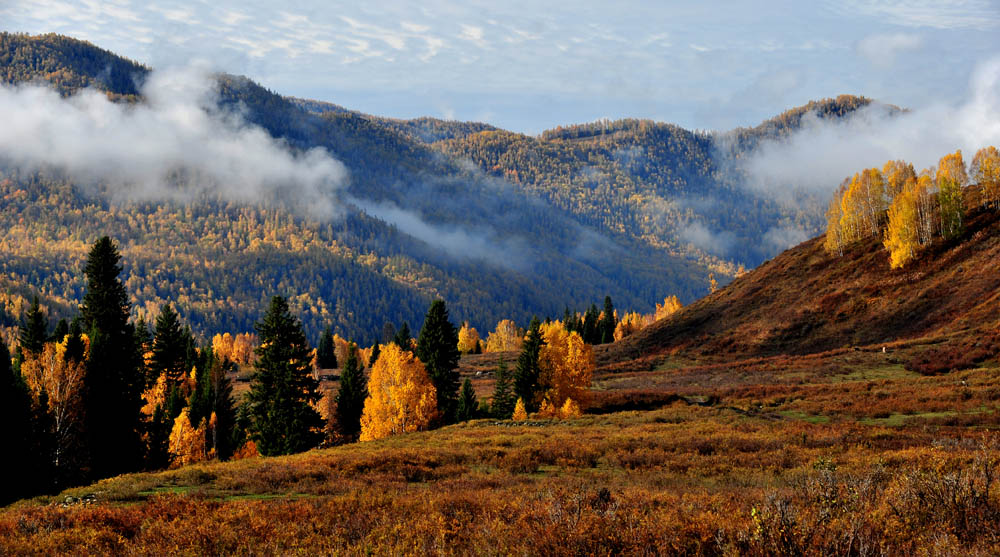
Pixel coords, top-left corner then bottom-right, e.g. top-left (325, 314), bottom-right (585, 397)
top-left (856, 32), bottom-right (923, 67)
top-left (836, 0), bottom-right (1000, 30)
top-left (0, 64), bottom-right (348, 220)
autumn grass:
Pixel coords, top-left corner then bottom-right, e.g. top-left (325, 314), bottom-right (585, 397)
top-left (5, 353), bottom-right (1000, 554)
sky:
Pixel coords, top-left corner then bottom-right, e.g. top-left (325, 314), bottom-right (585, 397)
top-left (2, 1), bottom-right (999, 134)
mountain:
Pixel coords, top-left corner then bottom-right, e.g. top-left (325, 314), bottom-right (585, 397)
top-left (0, 32), bottom-right (876, 344)
top-left (601, 186), bottom-right (1000, 373)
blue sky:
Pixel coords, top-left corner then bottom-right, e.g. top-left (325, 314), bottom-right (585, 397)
top-left (3, 1), bottom-right (999, 134)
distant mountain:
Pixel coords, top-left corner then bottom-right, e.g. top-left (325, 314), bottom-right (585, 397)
top-left (0, 32), bottom-right (881, 344)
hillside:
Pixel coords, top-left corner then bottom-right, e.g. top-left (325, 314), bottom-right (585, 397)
top-left (601, 187), bottom-right (1000, 372)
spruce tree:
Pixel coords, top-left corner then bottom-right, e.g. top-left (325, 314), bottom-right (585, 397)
top-left (490, 357), bottom-right (515, 419)
top-left (393, 321), bottom-right (412, 351)
top-left (210, 356), bottom-right (238, 461)
top-left (416, 300), bottom-right (460, 422)
top-left (246, 296), bottom-right (324, 456)
top-left (316, 326), bottom-right (338, 369)
top-left (64, 319), bottom-right (85, 363)
top-left (582, 304), bottom-right (600, 344)
top-left (368, 343), bottom-right (381, 367)
top-left (19, 296), bottom-right (48, 356)
top-left (0, 339), bottom-right (37, 504)
top-left (81, 236), bottom-right (144, 479)
top-left (51, 318), bottom-right (69, 344)
top-left (334, 345), bottom-right (366, 441)
top-left (599, 296), bottom-right (616, 344)
top-left (151, 304), bottom-right (188, 385)
top-left (514, 318), bottom-right (543, 412)
top-left (456, 378), bottom-right (478, 422)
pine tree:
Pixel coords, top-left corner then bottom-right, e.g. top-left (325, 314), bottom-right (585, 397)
top-left (151, 304), bottom-right (189, 386)
top-left (0, 339), bottom-right (38, 504)
top-left (456, 378), bottom-right (478, 422)
top-left (64, 320), bottom-right (85, 363)
top-left (599, 296), bottom-right (616, 344)
top-left (208, 350), bottom-right (238, 461)
top-left (393, 322), bottom-right (412, 351)
top-left (19, 296), bottom-right (48, 356)
top-left (582, 305), bottom-right (599, 344)
top-left (490, 358), bottom-right (515, 419)
top-left (316, 326), bottom-right (338, 369)
top-left (368, 343), bottom-right (381, 367)
top-left (334, 344), bottom-right (366, 441)
top-left (416, 300), bottom-right (461, 422)
top-left (80, 236), bottom-right (144, 479)
top-left (246, 296), bottom-right (324, 456)
top-left (514, 317), bottom-right (543, 412)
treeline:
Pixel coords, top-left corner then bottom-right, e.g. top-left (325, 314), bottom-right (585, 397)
top-left (3, 236), bottom-right (611, 505)
top-left (824, 146), bottom-right (999, 268)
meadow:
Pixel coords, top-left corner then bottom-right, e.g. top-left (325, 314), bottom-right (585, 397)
top-left (3, 345), bottom-right (999, 556)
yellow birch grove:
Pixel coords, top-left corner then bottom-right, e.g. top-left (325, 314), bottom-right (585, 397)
top-left (456, 322), bottom-right (480, 353)
top-left (883, 160), bottom-right (916, 200)
top-left (19, 339), bottom-right (87, 467)
top-left (972, 146), bottom-right (1000, 208)
top-left (359, 343), bottom-right (437, 441)
top-left (883, 179), bottom-right (920, 268)
top-left (538, 322), bottom-right (594, 411)
top-left (824, 181), bottom-right (848, 255)
top-left (211, 332), bottom-right (257, 365)
top-left (484, 319), bottom-right (522, 352)
top-left (613, 311), bottom-right (649, 341)
top-left (914, 172), bottom-right (939, 245)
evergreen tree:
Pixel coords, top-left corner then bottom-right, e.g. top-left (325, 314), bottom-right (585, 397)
top-left (151, 304), bottom-right (188, 385)
top-left (456, 378), bottom-right (478, 422)
top-left (0, 339), bottom-right (37, 504)
top-left (316, 326), bottom-right (338, 369)
top-left (210, 355), bottom-right (238, 461)
top-left (334, 345), bottom-right (366, 441)
top-left (368, 343), bottom-right (381, 367)
top-left (393, 321), bottom-right (412, 351)
top-left (246, 296), bottom-right (324, 456)
top-left (31, 388), bottom-right (56, 493)
top-left (19, 296), bottom-right (48, 356)
top-left (582, 304), bottom-right (600, 344)
top-left (416, 300), bottom-right (461, 422)
top-left (51, 318), bottom-right (69, 344)
top-left (490, 358), bottom-right (515, 419)
top-left (80, 236), bottom-right (144, 479)
top-left (514, 318), bottom-right (544, 412)
top-left (599, 296), bottom-right (616, 344)
top-left (145, 404), bottom-right (172, 470)
top-left (381, 322), bottom-right (397, 344)
top-left (64, 319), bottom-right (85, 363)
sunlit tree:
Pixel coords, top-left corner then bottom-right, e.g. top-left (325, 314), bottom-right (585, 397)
top-left (359, 343), bottom-right (437, 441)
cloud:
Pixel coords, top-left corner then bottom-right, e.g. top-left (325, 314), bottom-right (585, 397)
top-left (0, 64), bottom-right (348, 219)
top-left (837, 0), bottom-right (1000, 30)
top-left (680, 221), bottom-right (735, 256)
top-left (350, 197), bottom-right (530, 271)
top-left (763, 226), bottom-right (809, 251)
top-left (738, 57), bottom-right (1000, 201)
top-left (856, 32), bottom-right (923, 68)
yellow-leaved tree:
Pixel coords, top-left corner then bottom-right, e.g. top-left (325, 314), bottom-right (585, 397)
top-left (654, 295), bottom-right (682, 321)
top-left (971, 146), bottom-right (1000, 208)
top-left (613, 311), bottom-right (649, 341)
top-left (457, 322), bottom-right (480, 353)
top-left (512, 398), bottom-right (528, 420)
top-left (19, 339), bottom-right (87, 471)
top-left (537, 322), bottom-right (594, 414)
top-left (883, 159), bottom-right (916, 200)
top-left (484, 319), bottom-right (522, 352)
top-left (359, 343), bottom-right (437, 441)
top-left (884, 178), bottom-right (920, 268)
top-left (168, 407), bottom-right (210, 468)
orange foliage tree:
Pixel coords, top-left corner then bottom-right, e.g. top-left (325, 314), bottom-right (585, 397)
top-left (19, 340), bottom-right (87, 470)
top-left (168, 407), bottom-right (210, 468)
top-left (971, 146), bottom-right (1000, 208)
top-left (359, 343), bottom-right (437, 441)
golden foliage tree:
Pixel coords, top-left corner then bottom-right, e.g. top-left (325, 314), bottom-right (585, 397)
top-left (937, 151), bottom-right (966, 240)
top-left (613, 311), bottom-right (648, 341)
top-left (971, 146), bottom-right (1000, 208)
top-left (913, 172), bottom-right (939, 245)
top-left (538, 323), bottom-right (594, 410)
top-left (19, 340), bottom-right (87, 470)
top-left (884, 179), bottom-right (920, 268)
top-left (168, 407), bottom-right (210, 468)
top-left (457, 322), bottom-right (480, 353)
top-left (512, 397), bottom-right (528, 420)
top-left (654, 295), bottom-right (682, 321)
top-left (359, 343), bottom-right (437, 441)
top-left (883, 159), bottom-right (916, 200)
top-left (824, 181), bottom-right (848, 255)
top-left (484, 319), bottom-right (522, 352)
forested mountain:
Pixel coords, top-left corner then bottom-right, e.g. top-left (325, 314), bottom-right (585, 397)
top-left (0, 32), bottom-right (877, 344)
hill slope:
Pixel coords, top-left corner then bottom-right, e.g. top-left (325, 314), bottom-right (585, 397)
top-left (603, 190), bottom-right (1000, 368)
